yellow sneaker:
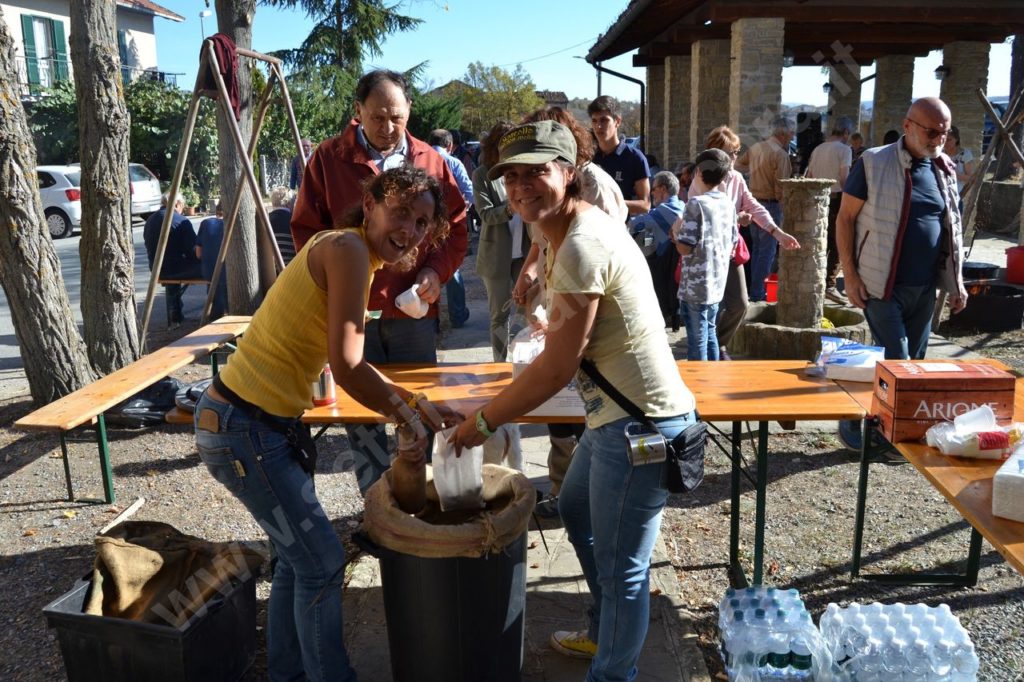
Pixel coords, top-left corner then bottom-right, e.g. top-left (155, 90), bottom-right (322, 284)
top-left (550, 630), bottom-right (597, 659)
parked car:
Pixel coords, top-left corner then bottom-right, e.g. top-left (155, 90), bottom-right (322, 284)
top-left (36, 165), bottom-right (81, 239)
top-left (129, 163), bottom-right (162, 218)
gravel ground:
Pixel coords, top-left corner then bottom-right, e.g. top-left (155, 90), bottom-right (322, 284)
top-left (3, 242), bottom-right (1024, 680)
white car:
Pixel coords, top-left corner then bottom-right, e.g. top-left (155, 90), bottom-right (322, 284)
top-left (129, 163), bottom-right (162, 218)
top-left (36, 165), bottom-right (82, 239)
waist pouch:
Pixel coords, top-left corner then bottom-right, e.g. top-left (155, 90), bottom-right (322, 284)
top-left (665, 420), bottom-right (707, 493)
top-left (211, 376), bottom-right (318, 475)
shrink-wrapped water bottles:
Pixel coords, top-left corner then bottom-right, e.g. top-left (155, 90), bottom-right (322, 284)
top-left (717, 586), bottom-right (830, 680)
top-left (818, 601), bottom-right (979, 681)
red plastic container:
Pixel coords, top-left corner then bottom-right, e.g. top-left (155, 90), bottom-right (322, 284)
top-left (765, 274), bottom-right (778, 303)
top-left (1006, 246), bottom-right (1024, 285)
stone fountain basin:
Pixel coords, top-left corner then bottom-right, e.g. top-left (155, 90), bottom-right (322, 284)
top-left (730, 302), bottom-right (871, 360)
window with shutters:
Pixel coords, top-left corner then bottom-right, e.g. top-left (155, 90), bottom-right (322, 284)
top-left (20, 15), bottom-right (69, 92)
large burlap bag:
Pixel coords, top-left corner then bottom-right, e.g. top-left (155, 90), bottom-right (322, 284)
top-left (363, 463), bottom-right (536, 559)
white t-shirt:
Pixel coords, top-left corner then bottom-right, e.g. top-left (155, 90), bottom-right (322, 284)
top-left (807, 140), bottom-right (853, 193)
top-left (548, 206), bottom-right (696, 428)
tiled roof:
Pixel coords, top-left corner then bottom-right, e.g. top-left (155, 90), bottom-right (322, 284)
top-left (117, 0), bottom-right (185, 22)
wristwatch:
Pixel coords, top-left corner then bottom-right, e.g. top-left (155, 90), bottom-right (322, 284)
top-left (475, 409), bottom-right (495, 438)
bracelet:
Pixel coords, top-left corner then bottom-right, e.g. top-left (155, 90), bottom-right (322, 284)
top-left (475, 410), bottom-right (495, 439)
top-left (406, 392), bottom-right (426, 409)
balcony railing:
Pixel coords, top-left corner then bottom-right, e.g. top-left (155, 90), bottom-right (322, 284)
top-left (15, 56), bottom-right (178, 99)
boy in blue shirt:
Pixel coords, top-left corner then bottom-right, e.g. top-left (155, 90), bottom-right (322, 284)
top-left (674, 149), bottom-right (739, 360)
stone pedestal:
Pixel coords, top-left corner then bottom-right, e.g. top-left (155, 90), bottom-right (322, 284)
top-left (940, 41), bottom-right (990, 154)
top-left (646, 64), bottom-right (666, 164)
top-left (664, 55), bottom-right (691, 169)
top-left (777, 179), bottom-right (834, 328)
top-left (690, 39), bottom-right (730, 158)
top-left (872, 55), bottom-right (914, 145)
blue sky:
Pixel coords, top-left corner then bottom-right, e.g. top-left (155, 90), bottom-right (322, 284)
top-left (155, 1), bottom-right (1012, 106)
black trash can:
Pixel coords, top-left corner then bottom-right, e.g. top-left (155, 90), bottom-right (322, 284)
top-left (357, 531), bottom-right (527, 682)
top-left (358, 463), bottom-right (535, 682)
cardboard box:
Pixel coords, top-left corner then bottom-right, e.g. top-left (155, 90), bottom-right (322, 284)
top-left (871, 360), bottom-right (1016, 443)
top-left (512, 361), bottom-right (585, 418)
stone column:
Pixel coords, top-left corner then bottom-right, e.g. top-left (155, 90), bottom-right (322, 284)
top-left (664, 54), bottom-right (691, 169)
top-left (645, 64), bottom-right (666, 164)
top-left (872, 55), bottom-right (914, 145)
top-left (729, 17), bottom-right (785, 150)
top-left (940, 41), bottom-right (990, 155)
top-left (828, 63), bottom-right (862, 132)
top-left (777, 179), bottom-right (834, 328)
top-left (690, 39), bottom-right (730, 158)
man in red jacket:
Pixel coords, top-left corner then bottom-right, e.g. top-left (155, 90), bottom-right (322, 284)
top-left (291, 69), bottom-right (468, 494)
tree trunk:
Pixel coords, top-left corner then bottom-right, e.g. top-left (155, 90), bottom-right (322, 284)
top-left (70, 0), bottom-right (140, 374)
top-left (0, 9), bottom-right (94, 403)
top-left (215, 0), bottom-right (261, 313)
top-left (994, 35), bottom-right (1024, 181)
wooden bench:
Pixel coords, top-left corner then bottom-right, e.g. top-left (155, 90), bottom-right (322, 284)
top-left (838, 360), bottom-right (1024, 585)
top-left (14, 316), bottom-right (250, 504)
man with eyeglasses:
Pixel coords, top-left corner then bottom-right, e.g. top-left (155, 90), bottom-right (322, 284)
top-left (834, 97), bottom-right (967, 452)
top-left (806, 116), bottom-right (855, 304)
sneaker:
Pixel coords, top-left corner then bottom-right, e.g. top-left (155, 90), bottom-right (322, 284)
top-left (550, 630), bottom-right (597, 659)
top-left (719, 348), bottom-right (732, 361)
top-left (535, 494), bottom-right (560, 518)
top-left (825, 287), bottom-right (848, 304)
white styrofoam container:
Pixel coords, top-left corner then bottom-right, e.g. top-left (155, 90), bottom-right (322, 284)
top-left (993, 447), bottom-right (1024, 523)
top-left (512, 361), bottom-right (585, 418)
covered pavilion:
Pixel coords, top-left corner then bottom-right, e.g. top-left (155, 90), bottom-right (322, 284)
top-left (587, 0), bottom-right (1024, 169)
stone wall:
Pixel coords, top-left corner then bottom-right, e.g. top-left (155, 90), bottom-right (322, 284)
top-left (828, 63), bottom-right (862, 132)
top-left (646, 64), bottom-right (666, 165)
top-left (872, 55), bottom-right (914, 146)
top-left (729, 18), bottom-right (784, 150)
top-left (664, 55), bottom-right (691, 170)
top-left (939, 41), bottom-right (990, 155)
top-left (690, 39), bottom-right (730, 158)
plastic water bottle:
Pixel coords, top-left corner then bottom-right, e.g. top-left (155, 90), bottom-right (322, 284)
top-left (951, 641), bottom-right (980, 680)
top-left (930, 638), bottom-right (955, 677)
top-left (879, 625), bottom-right (907, 676)
top-left (750, 608), bottom-right (772, 672)
top-left (905, 637), bottom-right (932, 676)
top-left (720, 609), bottom-right (745, 674)
top-left (788, 632), bottom-right (814, 680)
top-left (764, 610), bottom-right (791, 678)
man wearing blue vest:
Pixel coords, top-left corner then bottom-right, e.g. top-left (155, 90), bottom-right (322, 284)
top-left (629, 170), bottom-right (683, 253)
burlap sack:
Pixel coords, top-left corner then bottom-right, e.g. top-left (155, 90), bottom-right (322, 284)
top-left (84, 520), bottom-right (264, 628)
top-left (363, 463), bottom-right (536, 559)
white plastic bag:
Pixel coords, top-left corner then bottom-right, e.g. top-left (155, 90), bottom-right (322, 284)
top-left (510, 326), bottom-right (546, 365)
top-left (432, 427), bottom-right (484, 511)
top-left (924, 405), bottom-right (1024, 459)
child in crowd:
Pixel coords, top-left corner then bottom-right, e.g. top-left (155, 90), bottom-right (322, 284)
top-left (673, 148), bottom-right (739, 360)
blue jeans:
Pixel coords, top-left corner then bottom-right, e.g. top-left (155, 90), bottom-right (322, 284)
top-left (559, 411), bottom-right (698, 682)
top-left (194, 391), bottom-right (356, 682)
top-left (445, 269), bottom-right (469, 327)
top-left (749, 200), bottom-right (781, 301)
top-left (864, 283), bottom-right (936, 361)
top-left (681, 300), bottom-right (721, 361)
top-left (345, 317), bottom-right (437, 495)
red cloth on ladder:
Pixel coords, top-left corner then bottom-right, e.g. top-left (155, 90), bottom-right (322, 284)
top-left (198, 33), bottom-right (241, 120)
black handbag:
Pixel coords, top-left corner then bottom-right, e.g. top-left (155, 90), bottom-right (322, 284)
top-left (579, 359), bottom-right (705, 493)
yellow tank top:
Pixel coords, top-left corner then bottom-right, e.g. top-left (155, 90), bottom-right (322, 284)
top-left (218, 227), bottom-right (383, 417)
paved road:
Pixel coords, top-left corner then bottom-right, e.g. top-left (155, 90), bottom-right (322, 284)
top-left (0, 216), bottom-right (212, 397)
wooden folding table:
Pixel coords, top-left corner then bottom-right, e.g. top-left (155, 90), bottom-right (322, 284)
top-left (304, 360), bottom-right (866, 587)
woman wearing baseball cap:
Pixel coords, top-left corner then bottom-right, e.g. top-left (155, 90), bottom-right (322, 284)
top-left (451, 120), bottom-right (698, 681)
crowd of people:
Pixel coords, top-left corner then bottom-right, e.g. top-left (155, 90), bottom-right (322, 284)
top-left (183, 64), bottom-right (972, 681)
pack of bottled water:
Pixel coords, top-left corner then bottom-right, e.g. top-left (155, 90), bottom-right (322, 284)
top-left (718, 586), bottom-right (832, 681)
top-left (819, 602), bottom-right (979, 681)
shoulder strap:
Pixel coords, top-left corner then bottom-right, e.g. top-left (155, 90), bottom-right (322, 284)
top-left (579, 358), bottom-right (648, 423)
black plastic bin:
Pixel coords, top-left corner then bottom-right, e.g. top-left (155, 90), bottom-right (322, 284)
top-left (42, 572), bottom-right (257, 682)
top-left (356, 531), bottom-right (527, 682)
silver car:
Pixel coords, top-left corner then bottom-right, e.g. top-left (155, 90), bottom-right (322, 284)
top-left (36, 165), bottom-right (82, 239)
top-left (129, 163), bottom-right (162, 218)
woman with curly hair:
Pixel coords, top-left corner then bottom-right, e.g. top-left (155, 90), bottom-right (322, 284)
top-left (194, 166), bottom-right (455, 682)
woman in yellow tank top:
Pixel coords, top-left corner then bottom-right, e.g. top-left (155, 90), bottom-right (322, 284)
top-left (194, 166), bottom-right (454, 682)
